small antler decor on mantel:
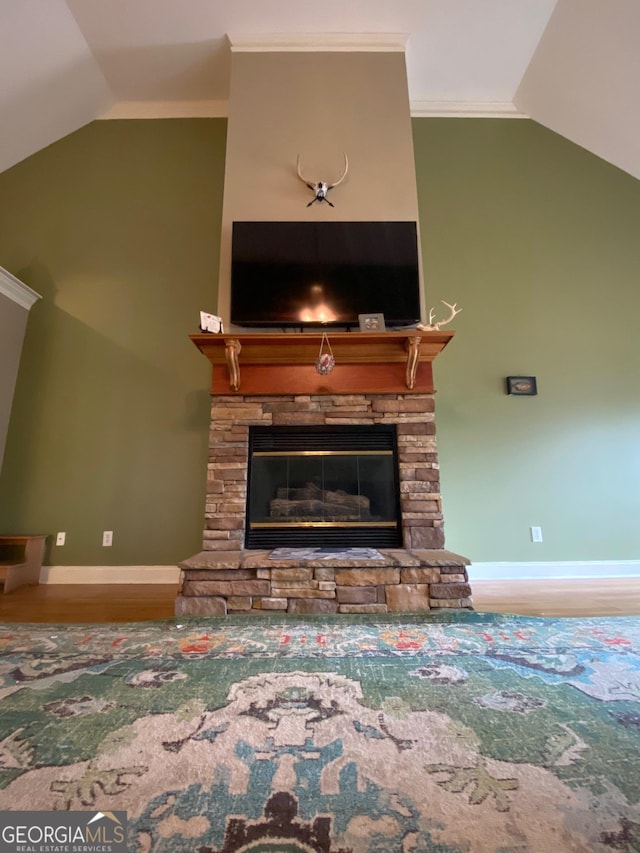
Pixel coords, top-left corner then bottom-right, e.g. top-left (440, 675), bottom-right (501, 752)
top-left (417, 301), bottom-right (462, 331)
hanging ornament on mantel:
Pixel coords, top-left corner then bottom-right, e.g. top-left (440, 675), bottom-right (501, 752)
top-left (315, 333), bottom-right (335, 375)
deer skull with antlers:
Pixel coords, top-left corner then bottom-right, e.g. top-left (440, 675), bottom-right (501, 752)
top-left (417, 301), bottom-right (462, 331)
top-left (297, 153), bottom-right (348, 207)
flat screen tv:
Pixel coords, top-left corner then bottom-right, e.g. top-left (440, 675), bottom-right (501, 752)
top-left (230, 221), bottom-right (421, 329)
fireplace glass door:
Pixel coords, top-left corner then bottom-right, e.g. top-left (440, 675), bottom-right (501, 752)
top-left (246, 425), bottom-right (402, 549)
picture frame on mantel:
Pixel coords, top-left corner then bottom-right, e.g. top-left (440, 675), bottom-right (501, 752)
top-left (358, 313), bottom-right (386, 332)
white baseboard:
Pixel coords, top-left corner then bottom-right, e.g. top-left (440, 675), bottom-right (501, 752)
top-left (469, 561), bottom-right (640, 581)
top-left (41, 561), bottom-right (640, 584)
top-left (40, 566), bottom-right (181, 584)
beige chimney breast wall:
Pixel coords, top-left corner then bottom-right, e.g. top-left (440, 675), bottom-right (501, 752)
top-left (217, 46), bottom-right (421, 326)
top-left (180, 42), bottom-right (473, 619)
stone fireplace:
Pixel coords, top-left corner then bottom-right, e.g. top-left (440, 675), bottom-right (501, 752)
top-left (176, 331), bottom-right (472, 616)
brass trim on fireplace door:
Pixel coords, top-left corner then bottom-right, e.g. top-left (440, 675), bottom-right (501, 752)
top-left (252, 450), bottom-right (393, 457)
top-left (250, 521), bottom-right (398, 528)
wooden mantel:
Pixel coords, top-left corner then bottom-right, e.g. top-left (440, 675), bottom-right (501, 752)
top-left (190, 330), bottom-right (455, 396)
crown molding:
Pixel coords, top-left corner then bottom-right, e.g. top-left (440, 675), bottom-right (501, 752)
top-left (0, 266), bottom-right (41, 311)
top-left (411, 100), bottom-right (528, 118)
top-left (98, 98), bottom-right (529, 121)
top-left (98, 100), bottom-right (228, 119)
top-left (229, 33), bottom-right (408, 52)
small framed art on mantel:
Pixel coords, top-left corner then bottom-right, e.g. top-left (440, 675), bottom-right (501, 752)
top-left (358, 313), bottom-right (386, 332)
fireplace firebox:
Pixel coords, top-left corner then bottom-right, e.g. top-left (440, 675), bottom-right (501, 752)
top-left (246, 425), bottom-right (402, 549)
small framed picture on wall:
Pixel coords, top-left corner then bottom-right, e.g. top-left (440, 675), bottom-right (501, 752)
top-left (506, 376), bottom-right (538, 396)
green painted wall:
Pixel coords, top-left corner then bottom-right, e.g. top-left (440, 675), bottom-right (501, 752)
top-left (413, 118), bottom-right (640, 561)
top-left (0, 117), bottom-right (639, 567)
top-left (0, 119), bottom-right (227, 565)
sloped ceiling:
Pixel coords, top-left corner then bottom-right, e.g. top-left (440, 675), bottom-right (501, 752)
top-left (0, 0), bottom-right (638, 179)
top-left (514, 0), bottom-right (640, 182)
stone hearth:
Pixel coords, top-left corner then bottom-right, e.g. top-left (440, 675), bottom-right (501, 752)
top-left (176, 332), bottom-right (472, 616)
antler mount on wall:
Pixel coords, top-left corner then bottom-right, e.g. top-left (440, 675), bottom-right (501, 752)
top-left (296, 153), bottom-right (348, 207)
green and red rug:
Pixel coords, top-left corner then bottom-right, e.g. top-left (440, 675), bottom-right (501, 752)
top-left (1, 611), bottom-right (640, 852)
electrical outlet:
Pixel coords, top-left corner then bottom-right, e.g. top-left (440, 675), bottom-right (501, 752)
top-left (530, 526), bottom-right (543, 543)
top-left (102, 530), bottom-right (113, 547)
top-left (55, 531), bottom-right (66, 546)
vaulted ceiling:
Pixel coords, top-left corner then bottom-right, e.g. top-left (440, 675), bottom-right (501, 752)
top-left (1, 0), bottom-right (638, 179)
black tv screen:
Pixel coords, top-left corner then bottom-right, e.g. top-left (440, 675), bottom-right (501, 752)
top-left (230, 221), bottom-right (421, 328)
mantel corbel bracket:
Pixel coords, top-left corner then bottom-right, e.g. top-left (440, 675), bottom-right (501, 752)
top-left (225, 338), bottom-right (242, 391)
top-left (405, 336), bottom-right (421, 389)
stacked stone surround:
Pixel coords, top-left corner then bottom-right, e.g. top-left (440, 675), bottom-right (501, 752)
top-left (176, 393), bottom-right (473, 615)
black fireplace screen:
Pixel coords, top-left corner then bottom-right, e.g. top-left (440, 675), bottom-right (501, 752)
top-left (245, 425), bottom-right (402, 549)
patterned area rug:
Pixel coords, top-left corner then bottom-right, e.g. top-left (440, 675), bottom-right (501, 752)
top-left (1, 611), bottom-right (640, 852)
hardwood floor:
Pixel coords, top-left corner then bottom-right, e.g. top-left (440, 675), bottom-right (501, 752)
top-left (1, 578), bottom-right (640, 622)
top-left (0, 584), bottom-right (180, 623)
top-left (472, 578), bottom-right (640, 617)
